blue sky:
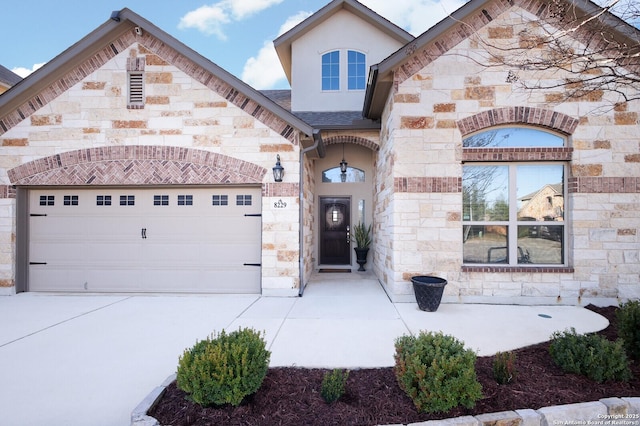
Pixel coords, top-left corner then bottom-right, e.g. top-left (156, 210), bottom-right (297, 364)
top-left (1, 0), bottom-right (467, 89)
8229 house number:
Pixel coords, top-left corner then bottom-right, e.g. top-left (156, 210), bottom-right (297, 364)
top-left (274, 199), bottom-right (287, 208)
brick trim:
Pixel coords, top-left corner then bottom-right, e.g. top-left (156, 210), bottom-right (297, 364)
top-left (457, 107), bottom-right (579, 136)
top-left (323, 135), bottom-right (380, 152)
top-left (263, 182), bottom-right (299, 197)
top-left (0, 33), bottom-right (299, 145)
top-left (463, 147), bottom-right (573, 162)
top-left (569, 177), bottom-right (640, 193)
top-left (462, 266), bottom-right (574, 273)
top-left (0, 185), bottom-right (16, 199)
top-left (395, 177), bottom-right (462, 193)
top-left (8, 146), bottom-right (267, 186)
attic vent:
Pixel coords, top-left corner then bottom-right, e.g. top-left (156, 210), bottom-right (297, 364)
top-left (127, 57), bottom-right (145, 109)
top-left (127, 72), bottom-right (144, 108)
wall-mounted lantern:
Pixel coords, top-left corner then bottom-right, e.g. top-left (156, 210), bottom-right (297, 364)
top-left (272, 155), bottom-right (284, 182)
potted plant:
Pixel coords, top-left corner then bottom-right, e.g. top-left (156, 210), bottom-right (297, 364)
top-left (353, 222), bottom-right (372, 271)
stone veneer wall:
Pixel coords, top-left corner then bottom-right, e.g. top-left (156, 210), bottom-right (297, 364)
top-left (0, 37), bottom-right (303, 295)
top-left (376, 1), bottom-right (640, 304)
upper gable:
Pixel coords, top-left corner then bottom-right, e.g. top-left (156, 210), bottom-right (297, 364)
top-left (275, 0), bottom-right (413, 113)
top-left (364, 0), bottom-right (640, 119)
top-left (0, 8), bottom-right (316, 145)
top-left (291, 8), bottom-right (409, 112)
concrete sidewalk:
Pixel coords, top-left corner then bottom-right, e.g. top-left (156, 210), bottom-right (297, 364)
top-left (0, 272), bottom-right (609, 426)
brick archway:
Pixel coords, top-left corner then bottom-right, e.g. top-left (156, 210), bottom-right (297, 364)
top-left (457, 107), bottom-right (579, 137)
top-left (8, 146), bottom-right (267, 186)
top-left (323, 135), bottom-right (380, 152)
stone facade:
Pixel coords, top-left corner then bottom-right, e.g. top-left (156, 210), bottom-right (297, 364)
top-left (375, 1), bottom-right (640, 303)
top-left (0, 34), bottom-right (303, 295)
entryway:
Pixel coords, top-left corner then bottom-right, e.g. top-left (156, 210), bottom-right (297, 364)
top-left (319, 197), bottom-right (351, 265)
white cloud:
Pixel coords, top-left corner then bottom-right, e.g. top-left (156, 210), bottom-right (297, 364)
top-left (276, 10), bottom-right (312, 36)
top-left (179, 0), bottom-right (285, 39)
top-left (241, 40), bottom-right (285, 89)
top-left (178, 4), bottom-right (230, 39)
top-left (12, 63), bottom-right (45, 78)
top-left (362, 0), bottom-right (468, 36)
top-left (241, 11), bottom-right (311, 89)
top-left (227, 0), bottom-right (285, 20)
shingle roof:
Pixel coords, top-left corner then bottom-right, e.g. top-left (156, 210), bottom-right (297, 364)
top-left (260, 90), bottom-right (379, 129)
top-left (0, 65), bottom-right (21, 87)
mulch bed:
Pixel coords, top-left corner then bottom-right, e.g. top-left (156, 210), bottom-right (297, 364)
top-left (149, 305), bottom-right (639, 426)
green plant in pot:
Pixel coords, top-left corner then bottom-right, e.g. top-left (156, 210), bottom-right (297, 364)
top-left (353, 222), bottom-right (372, 271)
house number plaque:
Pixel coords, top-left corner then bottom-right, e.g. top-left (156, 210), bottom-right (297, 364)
top-left (274, 199), bottom-right (287, 209)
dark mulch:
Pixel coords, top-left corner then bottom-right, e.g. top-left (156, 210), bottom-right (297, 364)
top-left (149, 305), bottom-right (639, 426)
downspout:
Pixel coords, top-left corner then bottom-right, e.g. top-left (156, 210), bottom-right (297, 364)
top-left (298, 129), bottom-right (323, 296)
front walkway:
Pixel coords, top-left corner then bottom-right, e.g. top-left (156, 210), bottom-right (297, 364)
top-left (0, 272), bottom-right (608, 426)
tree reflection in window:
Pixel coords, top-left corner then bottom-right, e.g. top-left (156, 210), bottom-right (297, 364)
top-left (322, 166), bottom-right (365, 183)
top-left (463, 127), bottom-right (564, 148)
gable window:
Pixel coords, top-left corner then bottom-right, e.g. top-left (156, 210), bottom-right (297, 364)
top-left (462, 127), bottom-right (567, 266)
top-left (322, 51), bottom-right (340, 91)
top-left (347, 50), bottom-right (366, 90)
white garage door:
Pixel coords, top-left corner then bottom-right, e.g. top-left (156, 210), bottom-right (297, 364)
top-left (28, 187), bottom-right (262, 293)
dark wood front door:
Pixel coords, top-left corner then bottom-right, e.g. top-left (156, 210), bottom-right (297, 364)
top-left (320, 197), bottom-right (351, 264)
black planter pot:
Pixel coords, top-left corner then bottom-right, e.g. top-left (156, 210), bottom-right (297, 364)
top-left (354, 247), bottom-right (369, 271)
top-left (411, 276), bottom-right (447, 312)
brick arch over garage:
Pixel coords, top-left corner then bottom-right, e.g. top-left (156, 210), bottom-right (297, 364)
top-left (323, 135), bottom-right (380, 152)
top-left (456, 107), bottom-right (579, 137)
top-left (8, 146), bottom-right (267, 186)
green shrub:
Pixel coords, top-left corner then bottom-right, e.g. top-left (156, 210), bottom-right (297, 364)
top-left (617, 300), bottom-right (640, 360)
top-left (320, 369), bottom-right (349, 404)
top-left (394, 331), bottom-right (482, 413)
top-left (493, 351), bottom-right (517, 385)
top-left (176, 327), bottom-right (271, 407)
top-left (549, 328), bottom-right (631, 383)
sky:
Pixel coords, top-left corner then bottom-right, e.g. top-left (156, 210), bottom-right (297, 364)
top-left (0, 0), bottom-right (467, 90)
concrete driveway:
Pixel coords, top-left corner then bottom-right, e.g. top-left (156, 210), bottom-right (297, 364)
top-left (0, 273), bottom-right (609, 426)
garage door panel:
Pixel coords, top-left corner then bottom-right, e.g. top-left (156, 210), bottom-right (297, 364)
top-left (30, 243), bottom-right (90, 263)
top-left (84, 268), bottom-right (144, 292)
top-left (86, 243), bottom-right (143, 263)
top-left (29, 266), bottom-right (89, 292)
top-left (28, 187), bottom-right (262, 293)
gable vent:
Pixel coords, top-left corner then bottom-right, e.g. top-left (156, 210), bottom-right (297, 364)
top-left (128, 72), bottom-right (144, 107)
top-left (127, 57), bottom-right (146, 109)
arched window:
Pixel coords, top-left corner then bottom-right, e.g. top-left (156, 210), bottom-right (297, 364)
top-left (321, 51), bottom-right (340, 91)
top-left (322, 166), bottom-right (365, 183)
top-left (463, 127), bottom-right (564, 148)
top-left (462, 127), bottom-right (567, 266)
top-left (347, 50), bottom-right (366, 90)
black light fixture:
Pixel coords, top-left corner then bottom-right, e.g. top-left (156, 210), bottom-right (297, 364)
top-left (339, 144), bottom-right (348, 182)
top-left (272, 155), bottom-right (284, 182)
